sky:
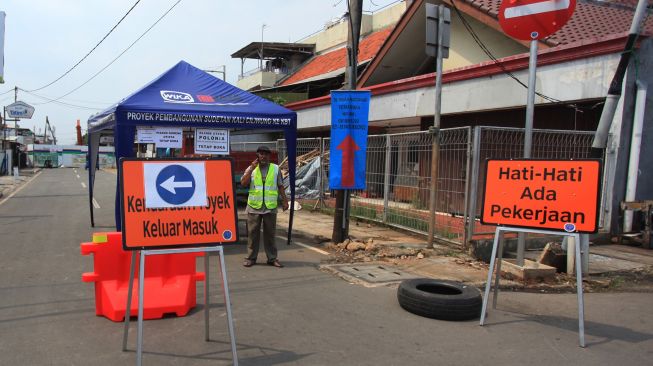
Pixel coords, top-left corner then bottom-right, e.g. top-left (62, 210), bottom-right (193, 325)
top-left (0, 0), bottom-right (398, 144)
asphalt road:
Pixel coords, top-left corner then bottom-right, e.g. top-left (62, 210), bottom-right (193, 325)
top-left (0, 169), bottom-right (651, 365)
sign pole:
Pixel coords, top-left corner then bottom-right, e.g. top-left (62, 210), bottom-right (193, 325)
top-left (122, 251), bottom-right (138, 351)
top-left (136, 250), bottom-right (146, 366)
top-left (217, 246), bottom-right (239, 364)
top-left (524, 39), bottom-right (537, 159)
top-left (204, 252), bottom-right (210, 341)
top-left (517, 39), bottom-right (539, 266)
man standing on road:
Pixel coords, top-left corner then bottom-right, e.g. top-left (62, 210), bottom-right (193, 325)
top-left (241, 145), bottom-right (289, 268)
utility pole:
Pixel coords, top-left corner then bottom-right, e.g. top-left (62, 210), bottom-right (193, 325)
top-left (425, 4), bottom-right (450, 248)
top-left (332, 0), bottom-right (363, 244)
top-left (591, 0), bottom-right (649, 158)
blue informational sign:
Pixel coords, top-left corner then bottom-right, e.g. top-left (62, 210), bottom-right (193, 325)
top-left (329, 90), bottom-right (371, 189)
top-left (156, 165), bottom-right (196, 204)
top-left (143, 162), bottom-right (208, 208)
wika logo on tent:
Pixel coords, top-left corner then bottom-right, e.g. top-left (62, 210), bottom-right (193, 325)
top-left (160, 90), bottom-right (194, 103)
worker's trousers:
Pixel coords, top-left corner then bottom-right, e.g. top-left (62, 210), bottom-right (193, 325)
top-left (246, 212), bottom-right (278, 262)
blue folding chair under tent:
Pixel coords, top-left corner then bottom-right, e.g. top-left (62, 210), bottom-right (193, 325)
top-left (87, 60), bottom-right (298, 245)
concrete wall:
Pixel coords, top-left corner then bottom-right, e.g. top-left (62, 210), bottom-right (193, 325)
top-left (302, 15), bottom-right (372, 54)
top-left (237, 71), bottom-right (286, 91)
top-left (372, 1), bottom-right (408, 32)
top-left (363, 2), bottom-right (526, 86)
top-left (445, 12), bottom-right (526, 70)
top-left (301, 1), bottom-right (406, 54)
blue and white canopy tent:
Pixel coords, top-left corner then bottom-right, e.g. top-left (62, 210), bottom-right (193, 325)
top-left (87, 61), bottom-right (298, 244)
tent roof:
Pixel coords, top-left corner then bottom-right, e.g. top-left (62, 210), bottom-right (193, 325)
top-left (88, 60), bottom-right (296, 132)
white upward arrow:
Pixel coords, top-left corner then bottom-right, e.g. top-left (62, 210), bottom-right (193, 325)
top-left (160, 175), bottom-right (193, 194)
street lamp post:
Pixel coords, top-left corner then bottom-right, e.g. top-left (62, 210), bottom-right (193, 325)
top-left (205, 65), bottom-right (226, 81)
top-left (260, 24), bottom-right (268, 70)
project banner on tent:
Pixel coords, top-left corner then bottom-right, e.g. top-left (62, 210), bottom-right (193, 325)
top-left (120, 157), bottom-right (239, 250)
top-left (329, 90), bottom-right (371, 190)
top-left (481, 159), bottom-right (602, 233)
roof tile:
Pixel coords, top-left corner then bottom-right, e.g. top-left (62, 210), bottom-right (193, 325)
top-left (461, 0), bottom-right (653, 46)
top-left (280, 27), bottom-right (393, 86)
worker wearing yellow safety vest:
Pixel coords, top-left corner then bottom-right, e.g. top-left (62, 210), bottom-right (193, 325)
top-left (240, 145), bottom-right (289, 268)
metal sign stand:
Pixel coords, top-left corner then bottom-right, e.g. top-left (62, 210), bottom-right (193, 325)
top-left (122, 246), bottom-right (238, 366)
top-left (479, 226), bottom-right (586, 348)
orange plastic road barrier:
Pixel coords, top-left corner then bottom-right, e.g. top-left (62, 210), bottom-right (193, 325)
top-left (81, 232), bottom-right (205, 322)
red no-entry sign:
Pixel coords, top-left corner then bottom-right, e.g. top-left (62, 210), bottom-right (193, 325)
top-left (499, 0), bottom-right (576, 40)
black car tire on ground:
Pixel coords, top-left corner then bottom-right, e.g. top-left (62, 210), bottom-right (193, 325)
top-left (397, 278), bottom-right (482, 321)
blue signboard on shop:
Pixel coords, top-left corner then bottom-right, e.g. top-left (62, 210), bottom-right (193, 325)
top-left (329, 90), bottom-right (371, 190)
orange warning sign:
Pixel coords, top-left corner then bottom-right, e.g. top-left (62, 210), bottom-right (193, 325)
top-left (481, 159), bottom-right (601, 233)
top-left (120, 158), bottom-right (238, 250)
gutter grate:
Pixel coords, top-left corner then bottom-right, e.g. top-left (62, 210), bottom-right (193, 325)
top-left (326, 264), bottom-right (420, 284)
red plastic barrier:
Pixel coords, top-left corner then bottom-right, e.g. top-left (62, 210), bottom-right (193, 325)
top-left (81, 232), bottom-right (205, 322)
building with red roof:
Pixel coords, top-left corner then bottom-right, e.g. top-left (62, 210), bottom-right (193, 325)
top-left (232, 1), bottom-right (408, 101)
top-left (232, 0), bottom-right (652, 236)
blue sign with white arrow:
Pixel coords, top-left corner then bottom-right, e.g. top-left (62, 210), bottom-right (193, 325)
top-left (156, 165), bottom-right (196, 205)
top-left (143, 162), bottom-right (208, 208)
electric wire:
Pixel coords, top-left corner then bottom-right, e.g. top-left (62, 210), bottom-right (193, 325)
top-left (35, 0), bottom-right (182, 106)
top-left (19, 88), bottom-right (103, 111)
top-left (27, 0), bottom-right (142, 92)
top-left (0, 95), bottom-right (14, 104)
top-left (449, 0), bottom-right (562, 104)
top-left (25, 89), bottom-right (110, 106)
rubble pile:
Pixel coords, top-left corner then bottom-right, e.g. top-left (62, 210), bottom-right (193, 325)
top-left (322, 237), bottom-right (433, 264)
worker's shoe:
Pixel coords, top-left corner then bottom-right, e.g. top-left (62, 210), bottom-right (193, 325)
top-left (268, 259), bottom-right (284, 268)
top-left (243, 259), bottom-right (255, 267)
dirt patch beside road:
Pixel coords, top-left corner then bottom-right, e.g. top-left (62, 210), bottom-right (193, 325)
top-left (317, 237), bottom-right (653, 293)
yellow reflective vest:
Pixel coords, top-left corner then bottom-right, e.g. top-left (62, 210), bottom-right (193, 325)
top-left (247, 164), bottom-right (279, 209)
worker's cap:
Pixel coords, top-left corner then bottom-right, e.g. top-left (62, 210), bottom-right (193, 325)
top-left (256, 145), bottom-right (272, 154)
